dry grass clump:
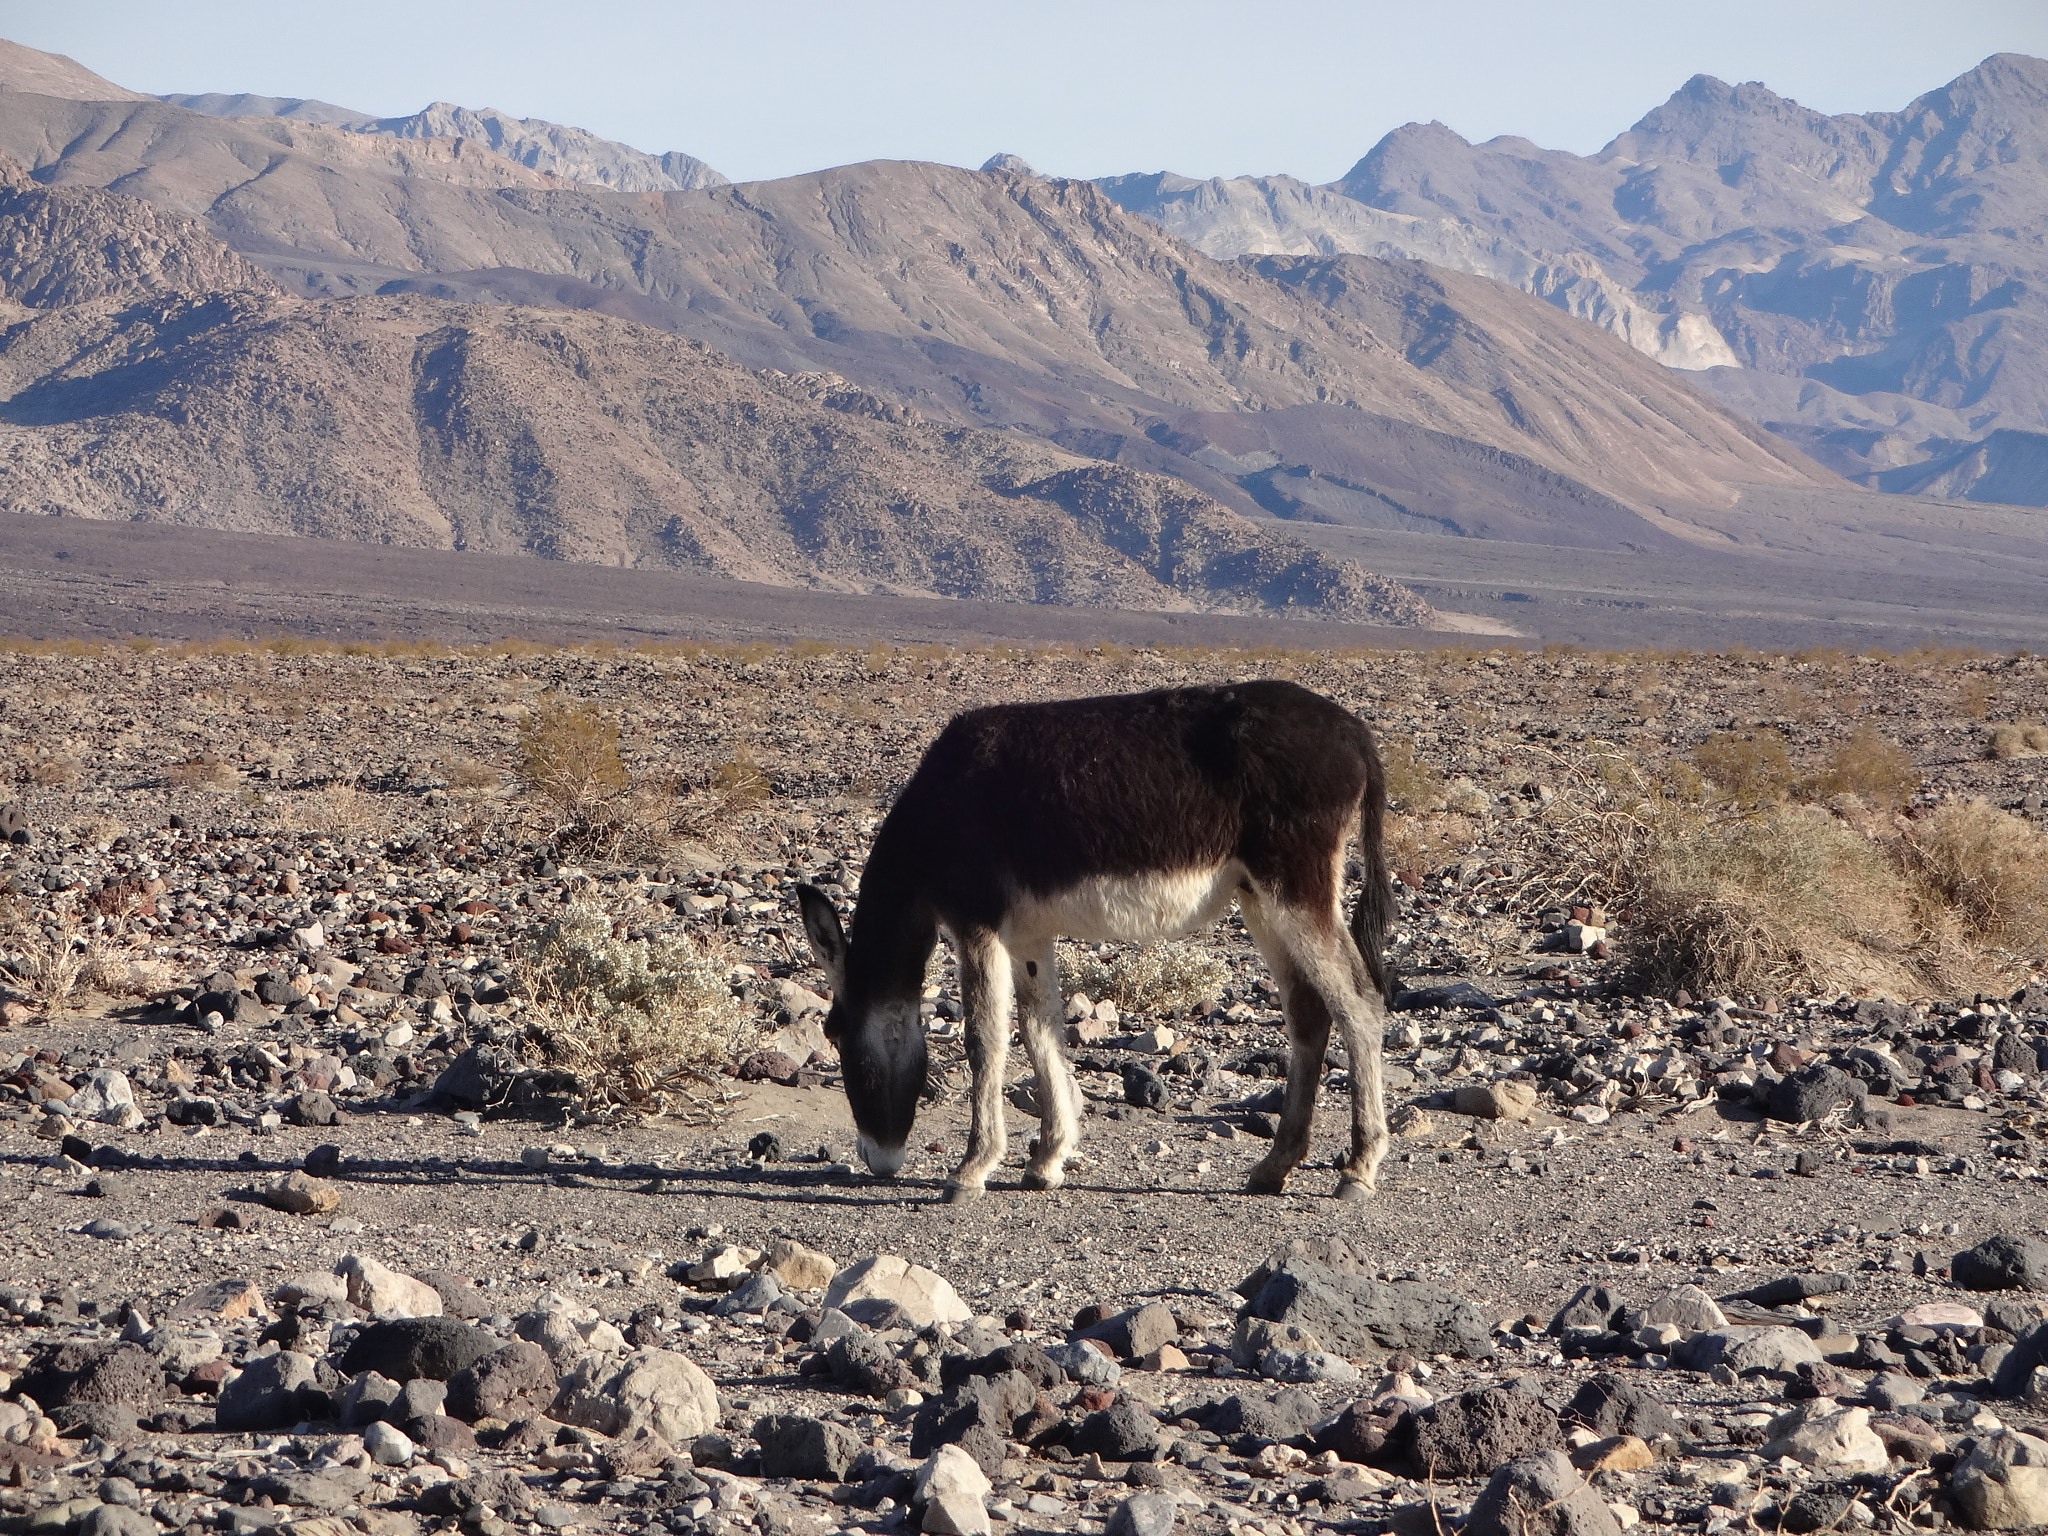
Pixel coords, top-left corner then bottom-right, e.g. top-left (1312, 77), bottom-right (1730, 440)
top-left (1623, 805), bottom-right (1921, 999)
top-left (518, 694), bottom-right (628, 812)
top-left (1067, 941), bottom-right (1229, 1014)
top-left (81, 948), bottom-right (176, 998)
top-left (1986, 722), bottom-right (2048, 760)
top-left (24, 752), bottom-right (81, 788)
top-left (1803, 726), bottom-right (1920, 810)
top-left (516, 903), bottom-right (753, 1109)
top-left (443, 754), bottom-right (501, 791)
top-left (1378, 737), bottom-right (1438, 812)
top-left (1900, 799), bottom-right (2048, 950)
top-left (1385, 811), bottom-right (1479, 877)
top-left (0, 898), bottom-right (90, 1005)
top-left (166, 754), bottom-right (237, 790)
top-left (709, 749), bottom-right (770, 808)
top-left (1691, 730), bottom-right (1794, 804)
top-left (279, 784), bottom-right (389, 841)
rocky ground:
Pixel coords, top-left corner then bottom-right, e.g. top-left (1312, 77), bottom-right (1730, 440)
top-left (3, 638), bottom-right (2048, 1536)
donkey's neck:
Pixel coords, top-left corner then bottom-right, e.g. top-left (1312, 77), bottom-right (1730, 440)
top-left (846, 856), bottom-right (938, 1003)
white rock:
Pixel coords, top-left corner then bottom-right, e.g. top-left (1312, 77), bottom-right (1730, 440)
top-left (917, 1444), bottom-right (992, 1536)
top-left (759, 1238), bottom-right (837, 1291)
top-left (1954, 1432), bottom-right (2048, 1528)
top-left (554, 1348), bottom-right (720, 1442)
top-left (825, 1255), bottom-right (970, 1325)
top-left (1761, 1405), bottom-right (1890, 1473)
top-left (363, 1419), bottom-right (415, 1466)
top-left (1637, 1284), bottom-right (1726, 1333)
top-left (517, 1293), bottom-right (629, 1364)
top-left (336, 1254), bottom-right (442, 1320)
top-left (70, 1070), bottom-right (134, 1122)
top-left (273, 1271), bottom-right (350, 1308)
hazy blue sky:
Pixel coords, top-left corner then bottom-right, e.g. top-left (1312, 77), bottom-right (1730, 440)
top-left (7, 0), bottom-right (2047, 185)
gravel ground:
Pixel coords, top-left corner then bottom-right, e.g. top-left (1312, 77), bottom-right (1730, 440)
top-left (2, 639), bottom-right (2048, 1536)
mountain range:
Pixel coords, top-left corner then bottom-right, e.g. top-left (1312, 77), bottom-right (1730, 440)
top-left (1098, 54), bottom-right (2048, 506)
top-left (0, 35), bottom-right (2044, 636)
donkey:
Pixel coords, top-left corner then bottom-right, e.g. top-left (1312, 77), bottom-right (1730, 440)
top-left (795, 679), bottom-right (1397, 1202)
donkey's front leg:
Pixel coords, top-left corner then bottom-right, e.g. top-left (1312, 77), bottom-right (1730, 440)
top-left (1017, 938), bottom-right (1080, 1190)
top-left (947, 932), bottom-right (1012, 1202)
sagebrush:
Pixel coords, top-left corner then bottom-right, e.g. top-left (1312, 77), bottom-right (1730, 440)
top-left (1066, 941), bottom-right (1229, 1014)
top-left (516, 904), bottom-right (754, 1108)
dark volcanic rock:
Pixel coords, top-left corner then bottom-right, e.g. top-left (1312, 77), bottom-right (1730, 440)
top-left (1559, 1374), bottom-right (1680, 1441)
top-left (1382, 1388), bottom-right (1563, 1479)
top-left (1954, 1234), bottom-right (2048, 1292)
top-left (1069, 1400), bottom-right (1162, 1461)
top-left (1240, 1259), bottom-right (1493, 1360)
top-left (444, 1341), bottom-right (556, 1423)
top-left (337, 1317), bottom-right (498, 1382)
top-left (753, 1413), bottom-right (862, 1480)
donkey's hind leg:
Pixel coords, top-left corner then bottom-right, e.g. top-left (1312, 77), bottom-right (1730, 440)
top-left (1262, 900), bottom-right (1390, 1201)
top-left (1016, 936), bottom-right (1080, 1190)
top-left (1239, 895), bottom-right (1333, 1196)
top-left (947, 930), bottom-right (1013, 1202)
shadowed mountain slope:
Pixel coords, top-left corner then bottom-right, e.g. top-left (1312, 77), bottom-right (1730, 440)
top-left (0, 174), bottom-right (1427, 624)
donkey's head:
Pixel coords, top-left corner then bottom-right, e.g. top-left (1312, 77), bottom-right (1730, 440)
top-left (796, 884), bottom-right (928, 1177)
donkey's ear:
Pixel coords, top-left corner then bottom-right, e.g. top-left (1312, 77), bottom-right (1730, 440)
top-left (795, 884), bottom-right (848, 995)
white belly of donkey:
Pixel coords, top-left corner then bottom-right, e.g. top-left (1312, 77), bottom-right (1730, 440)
top-left (1008, 865), bottom-right (1242, 946)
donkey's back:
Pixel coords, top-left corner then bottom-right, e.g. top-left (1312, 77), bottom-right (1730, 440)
top-left (883, 680), bottom-right (1385, 927)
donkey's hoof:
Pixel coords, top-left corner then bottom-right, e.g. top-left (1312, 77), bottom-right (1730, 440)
top-left (1335, 1177), bottom-right (1372, 1203)
top-left (1020, 1169), bottom-right (1060, 1192)
top-left (942, 1182), bottom-right (985, 1205)
top-left (1245, 1173), bottom-right (1288, 1196)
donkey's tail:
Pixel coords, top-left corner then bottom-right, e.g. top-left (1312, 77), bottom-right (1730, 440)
top-left (1349, 736), bottom-right (1399, 1007)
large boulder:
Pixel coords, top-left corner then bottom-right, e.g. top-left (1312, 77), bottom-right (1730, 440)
top-left (516, 1293), bottom-right (627, 1363)
top-left (823, 1256), bottom-right (970, 1326)
top-left (337, 1317), bottom-right (499, 1383)
top-left (1767, 1064), bottom-right (1856, 1124)
top-left (1560, 1375), bottom-right (1680, 1441)
top-left (1382, 1388), bottom-right (1562, 1479)
top-left (1761, 1404), bottom-right (1890, 1472)
top-left (915, 1443), bottom-right (992, 1536)
top-left (444, 1341), bottom-right (558, 1423)
top-left (1069, 1401), bottom-right (1161, 1461)
top-left (1077, 1303), bottom-right (1177, 1362)
top-left (216, 1350), bottom-right (326, 1431)
top-left (1672, 1326), bottom-right (1822, 1378)
top-left (553, 1348), bottom-right (719, 1442)
top-left (1954, 1235), bottom-right (2048, 1293)
top-left (755, 1413), bottom-right (862, 1480)
top-left (1466, 1451), bottom-right (1623, 1536)
top-left (20, 1342), bottom-right (163, 1409)
top-left (337, 1255), bottom-right (443, 1320)
top-left (1952, 1430), bottom-right (2048, 1529)
top-left (1237, 1259), bottom-right (1493, 1362)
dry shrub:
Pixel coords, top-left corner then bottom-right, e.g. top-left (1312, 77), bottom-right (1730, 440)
top-left (1803, 726), bottom-right (1919, 810)
top-left (518, 695), bottom-right (628, 813)
top-left (166, 754), bottom-right (236, 790)
top-left (1957, 673), bottom-right (1998, 719)
top-left (516, 903), bottom-right (753, 1108)
top-left (1385, 811), bottom-right (1478, 877)
top-left (1378, 737), bottom-right (1438, 811)
top-left (1624, 805), bottom-right (1920, 998)
top-left (1986, 722), bottom-right (2048, 760)
top-left (1067, 941), bottom-right (1228, 1015)
top-left (1900, 799), bottom-right (2048, 950)
top-left (281, 784), bottom-right (389, 841)
top-left (0, 899), bottom-right (90, 1005)
top-left (444, 754), bottom-right (501, 791)
top-left (1692, 730), bottom-right (1794, 803)
top-left (81, 948), bottom-right (175, 998)
top-left (25, 753), bottom-right (80, 788)
top-left (710, 749), bottom-right (770, 808)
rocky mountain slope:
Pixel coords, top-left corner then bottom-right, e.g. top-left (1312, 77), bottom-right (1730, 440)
top-left (1100, 54), bottom-right (2048, 506)
top-left (0, 173), bottom-right (1425, 623)
top-left (0, 50), bottom-right (1836, 549)
top-left (163, 94), bottom-right (728, 193)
